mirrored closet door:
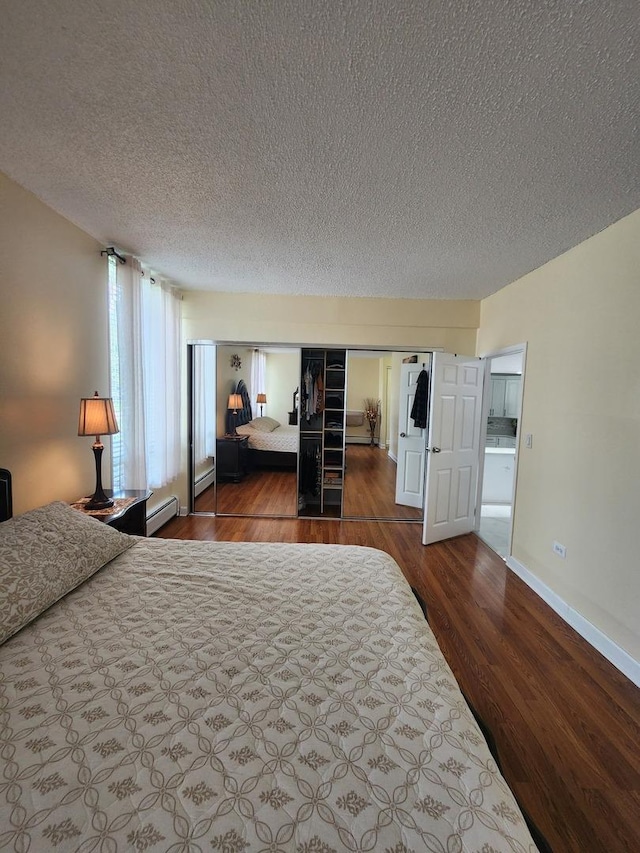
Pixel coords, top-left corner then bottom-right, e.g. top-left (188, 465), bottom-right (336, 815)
top-left (341, 350), bottom-right (424, 521)
top-left (189, 344), bottom-right (428, 522)
top-left (190, 343), bottom-right (300, 517)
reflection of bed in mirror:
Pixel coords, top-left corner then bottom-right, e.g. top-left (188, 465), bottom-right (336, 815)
top-left (231, 380), bottom-right (298, 469)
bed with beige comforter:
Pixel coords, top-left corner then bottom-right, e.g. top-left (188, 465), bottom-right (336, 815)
top-left (0, 502), bottom-right (537, 852)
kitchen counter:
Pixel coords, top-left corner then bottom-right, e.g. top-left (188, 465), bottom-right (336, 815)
top-left (485, 447), bottom-right (516, 454)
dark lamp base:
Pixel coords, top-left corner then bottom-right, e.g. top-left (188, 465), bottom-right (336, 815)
top-left (85, 443), bottom-right (114, 511)
top-left (85, 494), bottom-right (114, 511)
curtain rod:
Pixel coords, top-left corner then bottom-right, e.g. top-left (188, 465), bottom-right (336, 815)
top-left (100, 246), bottom-right (126, 264)
top-left (101, 246), bottom-right (155, 282)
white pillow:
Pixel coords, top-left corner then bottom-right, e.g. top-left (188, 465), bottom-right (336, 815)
top-left (250, 417), bottom-right (281, 432)
top-left (235, 424), bottom-right (254, 435)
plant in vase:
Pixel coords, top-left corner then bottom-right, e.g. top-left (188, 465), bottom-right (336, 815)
top-left (364, 398), bottom-right (380, 446)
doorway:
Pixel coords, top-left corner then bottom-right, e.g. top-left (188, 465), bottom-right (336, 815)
top-left (476, 345), bottom-right (526, 558)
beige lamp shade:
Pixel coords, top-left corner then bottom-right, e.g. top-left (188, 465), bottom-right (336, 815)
top-left (256, 393), bottom-right (267, 404)
top-left (78, 392), bottom-right (119, 438)
top-left (228, 394), bottom-right (243, 411)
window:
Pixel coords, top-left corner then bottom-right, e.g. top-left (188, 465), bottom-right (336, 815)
top-left (108, 255), bottom-right (181, 491)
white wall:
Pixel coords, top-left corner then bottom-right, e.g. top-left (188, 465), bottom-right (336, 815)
top-left (478, 208), bottom-right (640, 666)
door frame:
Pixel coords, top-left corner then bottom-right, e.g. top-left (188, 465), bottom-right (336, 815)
top-left (475, 342), bottom-right (528, 557)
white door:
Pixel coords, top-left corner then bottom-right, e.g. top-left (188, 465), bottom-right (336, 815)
top-left (395, 362), bottom-right (428, 508)
top-left (423, 353), bottom-right (485, 545)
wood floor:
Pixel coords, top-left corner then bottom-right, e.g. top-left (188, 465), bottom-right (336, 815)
top-left (156, 514), bottom-right (640, 853)
top-left (196, 444), bottom-right (422, 519)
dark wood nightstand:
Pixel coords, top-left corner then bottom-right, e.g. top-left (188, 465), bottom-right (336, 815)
top-left (71, 489), bottom-right (152, 536)
top-left (216, 435), bottom-right (249, 482)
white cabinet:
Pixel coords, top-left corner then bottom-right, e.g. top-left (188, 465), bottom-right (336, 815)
top-left (482, 449), bottom-right (515, 503)
top-left (489, 375), bottom-right (520, 417)
top-left (504, 377), bottom-right (520, 417)
top-left (489, 377), bottom-right (506, 417)
top-left (485, 435), bottom-right (516, 448)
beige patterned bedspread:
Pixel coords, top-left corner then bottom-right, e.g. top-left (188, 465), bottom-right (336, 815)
top-left (0, 539), bottom-right (537, 852)
top-left (246, 426), bottom-right (299, 454)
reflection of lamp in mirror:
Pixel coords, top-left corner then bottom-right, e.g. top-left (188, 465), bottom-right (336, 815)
top-left (227, 394), bottom-right (243, 435)
top-left (256, 393), bottom-right (267, 416)
top-left (78, 392), bottom-right (119, 509)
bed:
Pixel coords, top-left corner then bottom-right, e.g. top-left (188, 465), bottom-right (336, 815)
top-left (0, 477), bottom-right (540, 852)
top-left (230, 380), bottom-right (298, 469)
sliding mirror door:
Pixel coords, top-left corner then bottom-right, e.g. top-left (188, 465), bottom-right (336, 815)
top-left (342, 350), bottom-right (425, 521)
top-left (213, 345), bottom-right (300, 517)
top-left (191, 343), bottom-right (217, 513)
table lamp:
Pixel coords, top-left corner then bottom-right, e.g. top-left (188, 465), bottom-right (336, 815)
top-left (228, 394), bottom-right (243, 435)
top-left (256, 393), bottom-right (267, 416)
top-left (78, 391), bottom-right (119, 509)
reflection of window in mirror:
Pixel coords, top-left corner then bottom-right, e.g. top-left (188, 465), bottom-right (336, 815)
top-left (191, 343), bottom-right (216, 514)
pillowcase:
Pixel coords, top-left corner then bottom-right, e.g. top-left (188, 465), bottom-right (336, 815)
top-left (235, 424), bottom-right (255, 435)
top-left (0, 501), bottom-right (134, 644)
top-left (250, 417), bottom-right (281, 432)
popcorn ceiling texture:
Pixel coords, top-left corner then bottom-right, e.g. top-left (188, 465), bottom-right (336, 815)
top-left (0, 0), bottom-right (638, 299)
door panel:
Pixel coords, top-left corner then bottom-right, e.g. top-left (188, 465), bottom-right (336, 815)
top-left (395, 363), bottom-right (427, 508)
top-left (423, 353), bottom-right (485, 545)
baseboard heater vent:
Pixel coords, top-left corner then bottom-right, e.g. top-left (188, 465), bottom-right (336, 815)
top-left (146, 496), bottom-right (179, 535)
top-left (194, 466), bottom-right (215, 497)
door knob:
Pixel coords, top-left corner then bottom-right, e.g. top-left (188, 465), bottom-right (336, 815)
top-left (400, 432), bottom-right (406, 437)
top-left (429, 446), bottom-right (441, 453)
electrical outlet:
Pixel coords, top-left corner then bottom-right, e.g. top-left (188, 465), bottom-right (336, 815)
top-left (525, 433), bottom-right (533, 448)
top-left (552, 541), bottom-right (566, 559)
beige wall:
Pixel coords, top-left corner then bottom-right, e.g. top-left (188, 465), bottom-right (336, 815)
top-left (183, 291), bottom-right (479, 353)
top-left (216, 346), bottom-right (253, 435)
top-left (0, 174), bottom-right (110, 515)
top-left (265, 351), bottom-right (299, 427)
top-left (478, 208), bottom-right (640, 662)
top-left (346, 356), bottom-right (381, 442)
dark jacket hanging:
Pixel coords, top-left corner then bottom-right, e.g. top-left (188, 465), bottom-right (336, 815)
top-left (410, 369), bottom-right (429, 429)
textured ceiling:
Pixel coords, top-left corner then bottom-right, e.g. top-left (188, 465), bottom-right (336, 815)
top-left (1, 0), bottom-right (638, 299)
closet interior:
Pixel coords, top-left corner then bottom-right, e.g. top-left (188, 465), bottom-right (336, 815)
top-left (299, 349), bottom-right (346, 517)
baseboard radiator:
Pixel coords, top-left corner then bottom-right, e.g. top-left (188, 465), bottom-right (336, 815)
top-left (146, 496), bottom-right (179, 535)
top-left (346, 436), bottom-right (378, 445)
top-left (194, 466), bottom-right (215, 497)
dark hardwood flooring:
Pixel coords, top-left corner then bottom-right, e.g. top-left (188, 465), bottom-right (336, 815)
top-left (343, 444), bottom-right (422, 519)
top-left (196, 444), bottom-right (422, 520)
top-left (155, 514), bottom-right (640, 853)
top-left (205, 469), bottom-right (298, 516)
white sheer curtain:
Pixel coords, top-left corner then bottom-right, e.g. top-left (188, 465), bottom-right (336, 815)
top-left (141, 272), bottom-right (181, 488)
top-left (110, 256), bottom-right (147, 490)
top-left (250, 348), bottom-right (266, 419)
top-left (109, 258), bottom-right (181, 491)
top-left (193, 345), bottom-right (216, 465)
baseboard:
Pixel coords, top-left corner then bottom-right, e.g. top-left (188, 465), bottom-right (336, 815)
top-left (194, 466), bottom-right (215, 497)
top-left (506, 556), bottom-right (640, 688)
top-left (146, 496), bottom-right (179, 535)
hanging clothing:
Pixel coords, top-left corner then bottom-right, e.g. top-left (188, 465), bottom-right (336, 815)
top-left (410, 369), bottom-right (429, 429)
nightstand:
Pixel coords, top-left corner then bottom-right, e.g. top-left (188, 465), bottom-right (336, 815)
top-left (71, 489), bottom-right (152, 536)
top-left (216, 435), bottom-right (249, 482)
